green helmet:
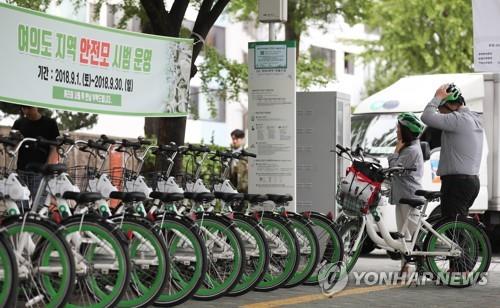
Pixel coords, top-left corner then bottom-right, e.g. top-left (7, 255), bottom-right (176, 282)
top-left (439, 83), bottom-right (462, 106)
top-left (398, 112), bottom-right (425, 135)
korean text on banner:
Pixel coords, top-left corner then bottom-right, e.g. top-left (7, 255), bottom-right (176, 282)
top-left (472, 0), bottom-right (500, 72)
top-left (0, 3), bottom-right (193, 116)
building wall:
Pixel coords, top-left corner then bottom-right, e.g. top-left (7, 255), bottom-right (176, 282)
top-left (3, 1), bottom-right (378, 145)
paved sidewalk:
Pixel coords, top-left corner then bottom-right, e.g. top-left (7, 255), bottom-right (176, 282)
top-left (180, 250), bottom-right (500, 307)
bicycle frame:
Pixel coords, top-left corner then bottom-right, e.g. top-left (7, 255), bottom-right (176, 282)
top-left (349, 200), bottom-right (461, 258)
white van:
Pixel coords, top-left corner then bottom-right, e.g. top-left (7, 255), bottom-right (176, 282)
top-left (352, 73), bottom-right (493, 251)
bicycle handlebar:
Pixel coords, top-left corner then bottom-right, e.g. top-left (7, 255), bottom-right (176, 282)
top-left (187, 144), bottom-right (210, 153)
top-left (159, 142), bottom-right (178, 152)
top-left (240, 150), bottom-right (256, 158)
top-left (137, 136), bottom-right (151, 145)
top-left (56, 134), bottom-right (75, 145)
top-left (119, 139), bottom-right (142, 149)
top-left (87, 139), bottom-right (108, 152)
top-left (99, 134), bottom-right (116, 145)
top-left (0, 136), bottom-right (19, 147)
top-left (36, 136), bottom-right (60, 147)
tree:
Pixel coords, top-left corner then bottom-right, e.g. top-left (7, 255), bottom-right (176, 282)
top-left (198, 45), bottom-right (334, 115)
top-left (358, 0), bottom-right (473, 95)
top-left (228, 0), bottom-right (371, 60)
top-left (2, 0), bottom-right (98, 131)
top-left (83, 0), bottom-right (231, 160)
top-left (4, 0), bottom-right (231, 150)
top-left (195, 0), bottom-right (371, 111)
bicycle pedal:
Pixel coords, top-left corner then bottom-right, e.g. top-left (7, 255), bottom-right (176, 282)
top-left (394, 232), bottom-right (405, 239)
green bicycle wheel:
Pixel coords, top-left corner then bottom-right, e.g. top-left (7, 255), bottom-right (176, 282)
top-left (229, 214), bottom-right (269, 296)
top-left (61, 216), bottom-right (130, 308)
top-left (424, 218), bottom-right (491, 287)
top-left (154, 214), bottom-right (207, 306)
top-left (338, 218), bottom-right (364, 274)
top-left (4, 216), bottom-right (75, 308)
top-left (303, 212), bottom-right (344, 285)
top-left (194, 213), bottom-right (245, 300)
top-left (115, 217), bottom-right (169, 308)
top-left (0, 232), bottom-right (18, 307)
top-left (285, 214), bottom-right (320, 287)
top-left (255, 212), bottom-right (300, 291)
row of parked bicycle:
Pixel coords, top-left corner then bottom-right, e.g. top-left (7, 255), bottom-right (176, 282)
top-left (0, 130), bottom-right (345, 307)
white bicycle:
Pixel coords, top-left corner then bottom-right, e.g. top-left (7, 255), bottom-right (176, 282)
top-left (335, 144), bottom-right (491, 287)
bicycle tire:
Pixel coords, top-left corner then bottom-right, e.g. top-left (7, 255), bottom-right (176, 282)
top-left (3, 214), bottom-right (76, 308)
top-left (61, 214), bottom-right (131, 308)
top-left (154, 213), bottom-right (207, 307)
top-left (254, 211), bottom-right (300, 291)
top-left (111, 215), bottom-right (169, 308)
top-left (284, 213), bottom-right (320, 288)
top-left (424, 217), bottom-right (491, 288)
top-left (228, 213), bottom-right (270, 296)
top-left (0, 231), bottom-right (18, 307)
top-left (193, 212), bottom-right (245, 300)
top-left (302, 212), bottom-right (344, 285)
top-left (338, 218), bottom-right (365, 274)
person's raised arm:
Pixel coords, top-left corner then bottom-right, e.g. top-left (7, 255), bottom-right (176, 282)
top-left (421, 84), bottom-right (462, 132)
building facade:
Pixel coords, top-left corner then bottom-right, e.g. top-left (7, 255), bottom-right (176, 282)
top-left (1, 0), bottom-right (377, 145)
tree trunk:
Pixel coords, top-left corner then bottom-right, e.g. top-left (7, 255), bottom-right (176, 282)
top-left (285, 1), bottom-right (301, 61)
top-left (144, 118), bottom-right (159, 138)
top-left (139, 0), bottom-right (230, 174)
top-left (285, 20), bottom-right (301, 61)
top-left (157, 116), bottom-right (186, 173)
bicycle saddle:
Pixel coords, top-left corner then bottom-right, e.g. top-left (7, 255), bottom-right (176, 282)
top-left (399, 198), bottom-right (425, 209)
top-left (109, 191), bottom-right (147, 202)
top-left (213, 192), bottom-right (244, 202)
top-left (63, 191), bottom-right (103, 203)
top-left (27, 163), bottom-right (67, 175)
top-left (415, 190), bottom-right (441, 200)
top-left (184, 192), bottom-right (215, 203)
top-left (149, 191), bottom-right (185, 202)
top-left (244, 194), bottom-right (268, 203)
top-left (266, 194), bottom-right (293, 204)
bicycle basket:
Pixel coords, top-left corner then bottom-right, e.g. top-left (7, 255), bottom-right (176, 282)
top-left (67, 165), bottom-right (96, 191)
top-left (337, 165), bottom-right (382, 215)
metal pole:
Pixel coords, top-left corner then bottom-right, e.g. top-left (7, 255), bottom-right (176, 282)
top-left (269, 22), bottom-right (275, 41)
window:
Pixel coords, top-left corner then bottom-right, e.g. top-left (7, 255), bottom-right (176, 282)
top-left (87, 3), bottom-right (99, 24)
top-left (182, 21), bottom-right (226, 55)
top-left (188, 86), bottom-right (226, 123)
top-left (206, 26), bottom-right (226, 56)
top-left (351, 113), bottom-right (398, 155)
top-left (106, 4), bottom-right (118, 27)
top-left (344, 52), bottom-right (355, 75)
top-left (242, 51), bottom-right (248, 65)
top-left (310, 46), bottom-right (336, 74)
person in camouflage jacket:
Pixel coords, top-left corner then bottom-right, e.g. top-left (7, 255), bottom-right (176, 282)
top-left (229, 129), bottom-right (248, 193)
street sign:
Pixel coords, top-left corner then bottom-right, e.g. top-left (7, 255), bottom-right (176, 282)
top-left (0, 3), bottom-right (193, 116)
top-left (248, 41), bottom-right (296, 210)
top-left (472, 0), bottom-right (500, 72)
top-left (258, 0), bottom-right (287, 23)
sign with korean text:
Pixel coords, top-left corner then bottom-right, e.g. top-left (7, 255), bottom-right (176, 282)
top-left (472, 0), bottom-right (500, 72)
top-left (0, 3), bottom-right (193, 116)
top-left (248, 41), bottom-right (297, 210)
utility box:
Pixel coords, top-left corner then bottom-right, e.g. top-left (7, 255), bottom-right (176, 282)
top-left (296, 92), bottom-right (351, 216)
top-left (259, 0), bottom-right (287, 22)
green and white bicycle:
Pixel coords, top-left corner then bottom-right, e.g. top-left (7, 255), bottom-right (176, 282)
top-left (0, 132), bottom-right (76, 308)
top-left (61, 135), bottom-right (170, 308)
top-left (335, 144), bottom-right (491, 287)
